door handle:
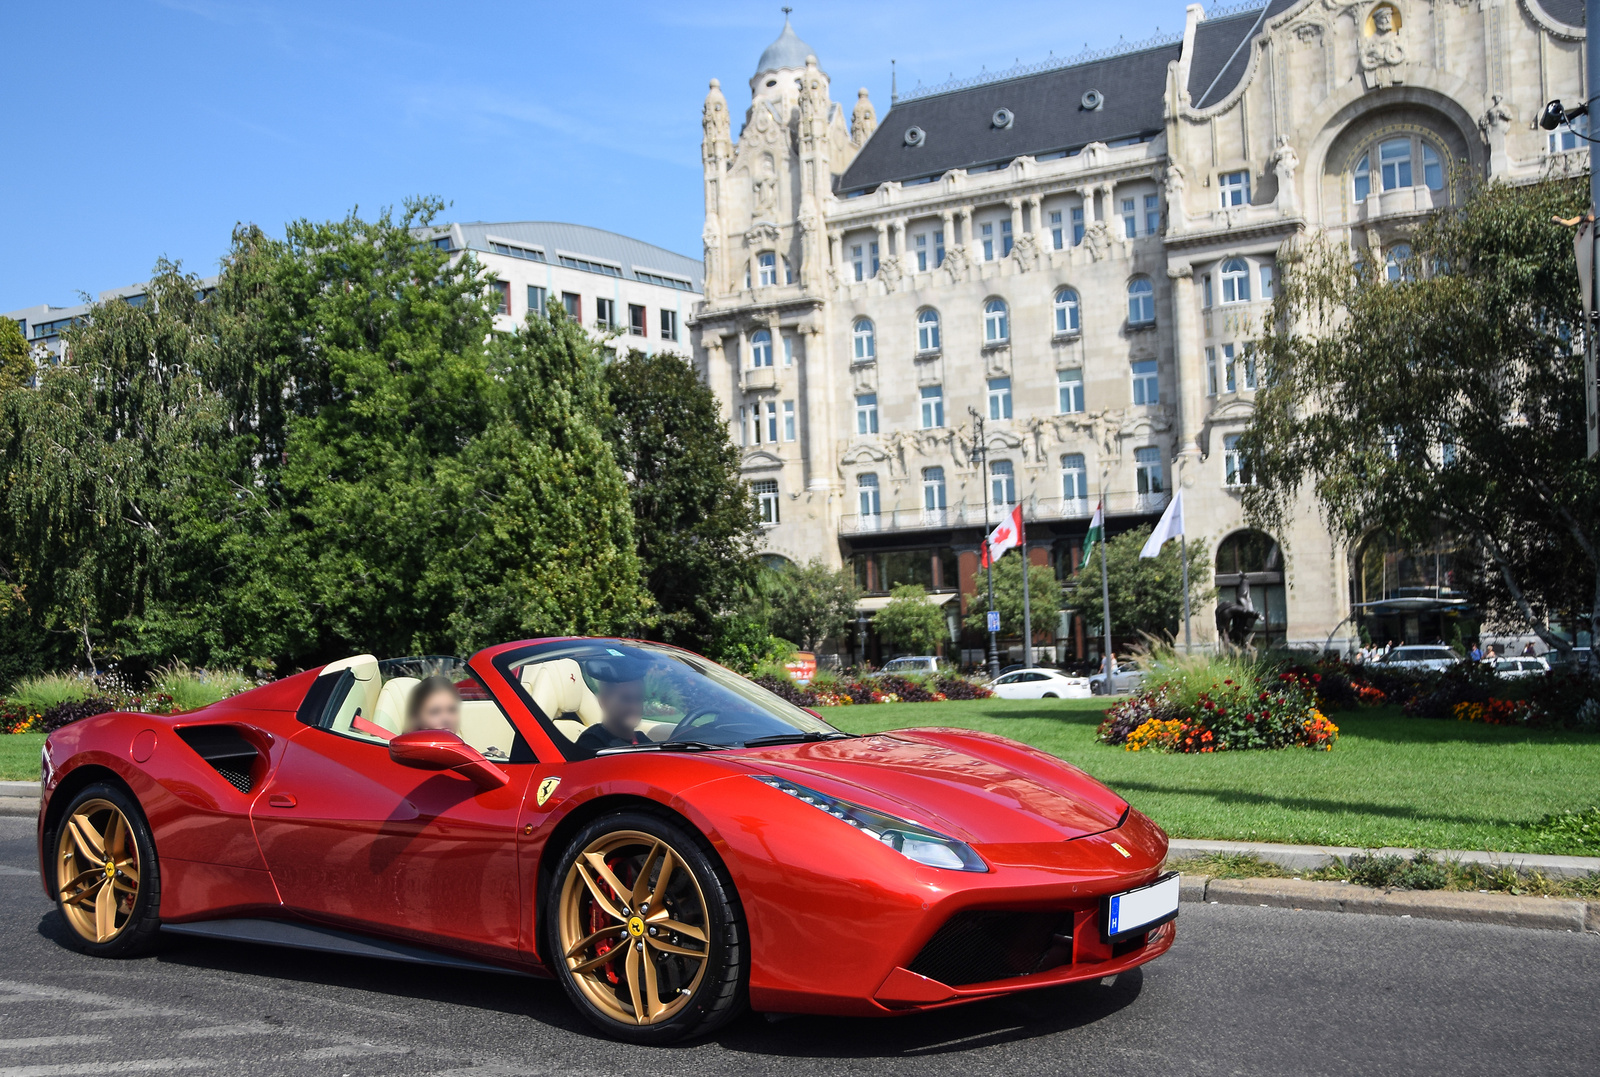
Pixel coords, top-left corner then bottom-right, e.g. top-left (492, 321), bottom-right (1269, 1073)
top-left (268, 793), bottom-right (297, 808)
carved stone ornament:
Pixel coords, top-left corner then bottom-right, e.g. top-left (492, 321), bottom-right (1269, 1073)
top-left (942, 244), bottom-right (969, 282)
top-left (743, 222), bottom-right (782, 245)
top-left (1292, 22), bottom-right (1323, 44)
top-left (1360, 4), bottom-right (1407, 88)
top-left (878, 254), bottom-right (903, 292)
top-left (851, 87), bottom-right (877, 144)
top-left (1478, 93), bottom-right (1515, 135)
top-left (1083, 221), bottom-right (1111, 262)
top-left (751, 154), bottom-right (779, 219)
top-left (702, 79), bottom-right (731, 160)
top-left (1011, 230), bottom-right (1039, 270)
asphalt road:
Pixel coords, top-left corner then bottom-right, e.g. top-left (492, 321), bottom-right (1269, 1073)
top-left (1, 814), bottom-right (1596, 1077)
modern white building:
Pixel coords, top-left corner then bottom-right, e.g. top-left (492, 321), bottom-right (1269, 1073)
top-left (691, 4), bottom-right (1586, 663)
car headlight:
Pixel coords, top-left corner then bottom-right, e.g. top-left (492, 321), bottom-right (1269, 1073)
top-left (752, 775), bottom-right (987, 872)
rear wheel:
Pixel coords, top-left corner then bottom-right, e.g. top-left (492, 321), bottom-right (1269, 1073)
top-left (52, 783), bottom-right (161, 956)
top-left (1042, 692), bottom-right (1058, 699)
top-left (548, 811), bottom-right (746, 1043)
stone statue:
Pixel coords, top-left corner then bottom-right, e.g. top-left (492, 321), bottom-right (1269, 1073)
top-left (702, 78), bottom-right (730, 161)
top-left (1360, 4), bottom-right (1406, 87)
top-left (851, 88), bottom-right (877, 144)
top-left (1478, 93), bottom-right (1514, 136)
top-left (1272, 136), bottom-right (1299, 212)
top-left (752, 155), bottom-right (778, 219)
top-left (1163, 163), bottom-right (1187, 233)
top-left (1215, 576), bottom-right (1261, 648)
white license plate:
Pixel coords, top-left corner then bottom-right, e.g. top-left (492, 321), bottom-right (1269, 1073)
top-left (1104, 871), bottom-right (1180, 940)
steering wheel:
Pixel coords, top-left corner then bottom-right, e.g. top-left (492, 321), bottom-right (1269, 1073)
top-left (666, 709), bottom-right (768, 744)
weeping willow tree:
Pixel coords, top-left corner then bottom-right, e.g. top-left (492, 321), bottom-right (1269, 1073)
top-left (1240, 175), bottom-right (1599, 653)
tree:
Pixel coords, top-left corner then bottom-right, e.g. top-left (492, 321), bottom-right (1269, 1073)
top-left (0, 318), bottom-right (31, 397)
top-left (601, 348), bottom-right (762, 653)
top-left (965, 554), bottom-right (1063, 641)
top-left (1067, 526), bottom-right (1211, 640)
top-left (873, 584), bottom-right (950, 655)
top-left (765, 559), bottom-right (860, 651)
top-left (1240, 176), bottom-right (1599, 653)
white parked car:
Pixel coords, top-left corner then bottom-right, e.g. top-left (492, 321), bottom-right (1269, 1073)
top-left (1491, 656), bottom-right (1549, 679)
top-left (990, 667), bottom-right (1093, 700)
top-left (1377, 645), bottom-right (1460, 672)
top-left (1088, 660), bottom-right (1146, 696)
top-left (875, 656), bottom-right (944, 676)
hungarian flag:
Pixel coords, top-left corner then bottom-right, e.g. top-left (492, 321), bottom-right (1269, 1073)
top-left (981, 504), bottom-right (1024, 567)
top-left (1080, 499), bottom-right (1105, 570)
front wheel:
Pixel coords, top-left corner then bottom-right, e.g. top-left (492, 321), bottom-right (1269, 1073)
top-left (1042, 692), bottom-right (1058, 699)
top-left (548, 811), bottom-right (746, 1044)
top-left (51, 782), bottom-right (162, 956)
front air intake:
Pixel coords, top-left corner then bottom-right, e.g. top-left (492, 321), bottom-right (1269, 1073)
top-left (907, 910), bottom-right (1074, 986)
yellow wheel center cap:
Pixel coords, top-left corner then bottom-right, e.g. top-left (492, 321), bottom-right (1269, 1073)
top-left (103, 860), bottom-right (116, 879)
top-left (626, 916), bottom-right (645, 938)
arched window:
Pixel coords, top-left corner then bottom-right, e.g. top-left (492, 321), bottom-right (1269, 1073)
top-left (1060, 453), bottom-right (1088, 504)
top-left (1053, 287), bottom-right (1080, 334)
top-left (1353, 153), bottom-right (1372, 202)
top-left (1379, 138), bottom-right (1411, 191)
top-left (1353, 135), bottom-right (1447, 202)
top-left (1386, 244), bottom-right (1413, 283)
top-left (1127, 277), bottom-right (1155, 324)
top-left (757, 251), bottom-right (778, 287)
top-left (858, 472), bottom-right (881, 517)
top-left (750, 328), bottom-right (773, 368)
top-left (1220, 258), bottom-right (1251, 304)
top-left (852, 317), bottom-right (875, 361)
top-left (1216, 529), bottom-right (1287, 648)
top-left (990, 459), bottom-right (1016, 507)
top-left (984, 298), bottom-right (1009, 343)
top-left (922, 466), bottom-right (947, 512)
top-left (917, 308), bottom-right (941, 352)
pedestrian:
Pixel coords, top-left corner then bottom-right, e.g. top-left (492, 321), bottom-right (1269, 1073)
top-left (1469, 642), bottom-right (1482, 662)
top-left (1523, 642), bottom-right (1536, 657)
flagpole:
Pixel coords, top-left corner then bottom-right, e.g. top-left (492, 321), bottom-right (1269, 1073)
top-left (1181, 531), bottom-right (1192, 654)
top-left (1020, 510), bottom-right (1033, 668)
top-left (970, 408), bottom-right (1000, 680)
top-left (1099, 476), bottom-right (1113, 681)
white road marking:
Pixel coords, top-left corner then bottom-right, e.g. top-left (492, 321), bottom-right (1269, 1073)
top-left (175, 1021), bottom-right (282, 1039)
top-left (297, 1043), bottom-right (411, 1060)
top-left (72, 1008), bottom-right (186, 1021)
top-left (0, 1060), bottom-right (213, 1076)
top-left (0, 1039), bottom-right (109, 1051)
top-left (0, 867), bottom-right (34, 877)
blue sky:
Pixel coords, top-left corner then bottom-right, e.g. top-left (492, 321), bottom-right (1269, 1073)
top-left (3, 0), bottom-right (1187, 311)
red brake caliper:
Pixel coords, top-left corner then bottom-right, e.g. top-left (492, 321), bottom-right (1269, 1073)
top-left (589, 854), bottom-right (630, 987)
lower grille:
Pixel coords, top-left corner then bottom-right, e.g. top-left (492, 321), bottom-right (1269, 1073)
top-left (908, 910), bottom-right (1074, 986)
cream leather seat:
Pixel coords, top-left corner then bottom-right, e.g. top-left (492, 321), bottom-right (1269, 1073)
top-left (521, 659), bottom-right (603, 745)
top-left (372, 676), bottom-right (419, 736)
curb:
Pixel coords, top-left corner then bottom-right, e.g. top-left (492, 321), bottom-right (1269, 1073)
top-left (1178, 874), bottom-right (1598, 934)
top-left (1167, 837), bottom-right (1600, 881)
top-left (0, 782), bottom-right (38, 818)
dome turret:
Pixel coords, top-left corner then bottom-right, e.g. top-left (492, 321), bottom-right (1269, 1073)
top-left (755, 12), bottom-right (820, 77)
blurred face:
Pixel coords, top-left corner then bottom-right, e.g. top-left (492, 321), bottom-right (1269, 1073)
top-left (415, 689), bottom-right (460, 734)
top-left (596, 680), bottom-right (645, 737)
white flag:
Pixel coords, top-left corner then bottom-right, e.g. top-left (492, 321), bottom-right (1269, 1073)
top-left (1139, 490), bottom-right (1184, 559)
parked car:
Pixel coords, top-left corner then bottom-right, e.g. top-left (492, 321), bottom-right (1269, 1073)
top-left (1491, 656), bottom-right (1549, 679)
top-left (1089, 660), bottom-right (1146, 696)
top-left (875, 655), bottom-right (945, 677)
top-left (991, 667), bottom-right (1093, 700)
top-left (1376, 645), bottom-right (1460, 672)
top-left (1544, 647), bottom-right (1596, 674)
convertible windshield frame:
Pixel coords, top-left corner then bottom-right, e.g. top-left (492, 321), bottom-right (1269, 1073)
top-left (488, 639), bottom-right (842, 762)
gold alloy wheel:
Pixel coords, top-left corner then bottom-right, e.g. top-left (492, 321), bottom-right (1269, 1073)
top-left (56, 798), bottom-right (140, 944)
top-left (557, 829), bottom-right (711, 1026)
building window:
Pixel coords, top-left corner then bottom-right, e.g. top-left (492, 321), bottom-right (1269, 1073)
top-left (1219, 169), bottom-right (1250, 207)
top-left (737, 406), bottom-right (746, 445)
top-left (984, 298), bottom-right (1009, 343)
top-left (1001, 219), bottom-right (1013, 256)
top-left (1135, 447), bottom-right (1164, 495)
top-left (746, 404), bottom-right (762, 444)
top-left (981, 222), bottom-right (995, 261)
top-left (1058, 368), bottom-right (1084, 414)
top-left (1550, 113), bottom-right (1589, 153)
top-left (527, 285), bottom-right (547, 316)
top-left (562, 292), bottom-right (581, 321)
top-left (1202, 273), bottom-right (1214, 308)
top-left (753, 479), bottom-right (780, 524)
top-left (628, 304), bottom-right (647, 336)
top-left (1379, 138), bottom-right (1411, 191)
top-left (1049, 210), bottom-right (1064, 250)
top-left (1127, 277), bottom-right (1155, 324)
top-left (851, 245), bottom-right (865, 281)
top-left (1122, 198), bottom-right (1137, 238)
top-left (489, 280), bottom-right (510, 315)
top-left (1132, 359), bottom-right (1159, 405)
top-left (1259, 263), bottom-right (1275, 300)
top-left (764, 400), bottom-right (778, 443)
top-left (1053, 287), bottom-right (1080, 334)
top-left (987, 376), bottom-right (1012, 421)
top-left (1220, 257), bottom-right (1251, 304)
top-left (782, 334), bottom-right (794, 366)
top-left (660, 308), bottom-right (678, 340)
top-left (1386, 244), bottom-right (1413, 283)
top-left (1061, 453), bottom-right (1088, 503)
top-left (858, 473), bottom-right (881, 517)
top-left (920, 385), bottom-right (944, 429)
top-left (914, 231), bottom-right (945, 271)
top-left (1224, 435), bottom-right (1253, 487)
top-left (751, 328), bottom-right (773, 368)
top-left (1206, 346), bottom-right (1219, 396)
top-left (1221, 343), bottom-right (1257, 391)
top-left (1353, 153), bottom-right (1372, 202)
top-left (1145, 193), bottom-right (1160, 235)
top-left (1223, 344), bottom-right (1237, 392)
top-left (757, 251), bottom-right (778, 287)
top-left (1071, 206), bottom-right (1085, 245)
top-left (870, 241), bottom-right (880, 276)
top-left (783, 400), bottom-right (796, 441)
top-left (856, 393), bottom-right (879, 435)
top-left (1422, 143), bottom-right (1443, 190)
top-left (852, 317), bottom-right (875, 360)
top-left (596, 297), bottom-right (616, 328)
top-left (916, 308), bottom-right (941, 352)
top-left (990, 460), bottom-right (1016, 507)
top-left (923, 466), bottom-right (947, 510)
top-left (1355, 136), bottom-right (1446, 201)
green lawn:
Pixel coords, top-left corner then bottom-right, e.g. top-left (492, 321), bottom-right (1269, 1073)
top-left (6, 701), bottom-right (1597, 855)
top-left (826, 700), bottom-right (1600, 856)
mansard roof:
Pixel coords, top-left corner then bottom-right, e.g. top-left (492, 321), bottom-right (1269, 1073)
top-left (451, 221), bottom-right (704, 292)
top-left (1186, 2), bottom-right (1298, 109)
top-left (1530, 0), bottom-right (1584, 28)
top-left (837, 42), bottom-right (1181, 193)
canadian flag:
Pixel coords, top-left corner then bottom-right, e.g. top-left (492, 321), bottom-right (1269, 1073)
top-left (981, 504), bottom-right (1024, 567)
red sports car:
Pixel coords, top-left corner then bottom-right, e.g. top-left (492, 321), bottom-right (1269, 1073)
top-left (36, 639), bottom-right (1177, 1043)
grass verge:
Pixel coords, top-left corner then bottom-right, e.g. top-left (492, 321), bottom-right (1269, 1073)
top-left (1165, 851), bottom-right (1600, 900)
top-left (0, 733), bottom-right (43, 782)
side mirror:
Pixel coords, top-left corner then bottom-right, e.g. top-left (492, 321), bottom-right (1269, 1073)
top-left (388, 729), bottom-right (509, 790)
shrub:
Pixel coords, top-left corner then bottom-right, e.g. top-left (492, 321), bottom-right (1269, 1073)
top-left (1451, 698), bottom-right (1533, 726)
top-left (1344, 851), bottom-right (1448, 891)
top-left (1525, 670), bottom-right (1599, 730)
top-left (1523, 807), bottom-right (1600, 853)
top-left (933, 674), bottom-right (992, 700)
top-left (6, 672), bottom-right (97, 714)
top-left (39, 697), bottom-right (117, 734)
top-left (1099, 660), bottom-right (1337, 753)
top-left (149, 661), bottom-right (254, 713)
top-left (1, 700), bottom-right (41, 734)
top-left (1098, 691), bottom-right (1178, 746)
top-left (1401, 662), bottom-right (1497, 720)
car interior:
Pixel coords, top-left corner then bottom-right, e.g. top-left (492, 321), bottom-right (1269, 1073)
top-left (315, 655), bottom-right (518, 759)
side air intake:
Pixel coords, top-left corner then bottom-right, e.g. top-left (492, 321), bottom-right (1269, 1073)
top-left (175, 725), bottom-right (261, 793)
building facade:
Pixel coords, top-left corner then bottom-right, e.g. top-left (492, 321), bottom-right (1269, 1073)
top-left (690, 3), bottom-right (1586, 662)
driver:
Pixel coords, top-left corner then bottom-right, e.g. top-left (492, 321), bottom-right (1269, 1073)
top-left (574, 656), bottom-right (652, 756)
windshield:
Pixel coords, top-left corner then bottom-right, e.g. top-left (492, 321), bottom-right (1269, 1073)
top-left (1387, 648), bottom-right (1454, 662)
top-left (494, 640), bottom-right (841, 760)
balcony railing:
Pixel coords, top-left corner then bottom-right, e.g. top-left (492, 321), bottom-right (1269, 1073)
top-left (838, 489), bottom-right (1169, 535)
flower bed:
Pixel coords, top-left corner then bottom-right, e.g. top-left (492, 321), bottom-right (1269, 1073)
top-left (1098, 663), bottom-right (1339, 753)
top-left (751, 671), bottom-right (987, 708)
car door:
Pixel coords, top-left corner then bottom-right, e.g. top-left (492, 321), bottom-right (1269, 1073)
top-left (251, 662), bottom-right (534, 964)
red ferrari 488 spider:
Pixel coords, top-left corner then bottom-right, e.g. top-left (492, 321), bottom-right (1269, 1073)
top-left (35, 639), bottom-right (1177, 1043)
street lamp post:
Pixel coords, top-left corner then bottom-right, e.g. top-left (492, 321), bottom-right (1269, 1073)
top-left (970, 407), bottom-right (1000, 679)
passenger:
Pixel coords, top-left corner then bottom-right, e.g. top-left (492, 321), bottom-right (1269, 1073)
top-left (406, 675), bottom-right (462, 736)
top-left (575, 657), bottom-right (651, 756)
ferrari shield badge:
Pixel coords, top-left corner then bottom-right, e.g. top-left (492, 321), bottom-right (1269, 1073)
top-left (536, 777), bottom-right (562, 807)
top-left (1111, 842), bottom-right (1133, 859)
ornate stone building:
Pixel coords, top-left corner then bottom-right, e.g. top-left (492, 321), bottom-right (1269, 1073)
top-left (690, 3), bottom-right (1586, 661)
